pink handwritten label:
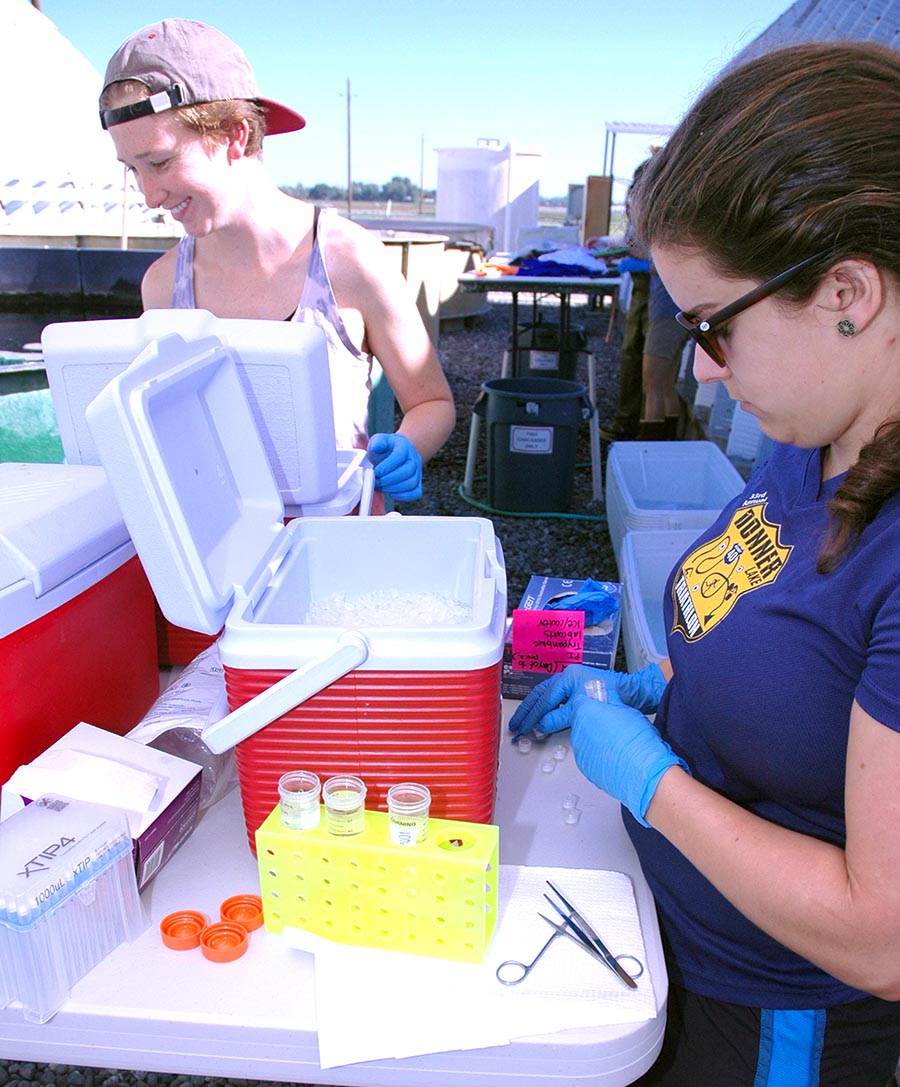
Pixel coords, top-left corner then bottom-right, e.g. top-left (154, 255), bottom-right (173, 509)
top-left (511, 609), bottom-right (585, 675)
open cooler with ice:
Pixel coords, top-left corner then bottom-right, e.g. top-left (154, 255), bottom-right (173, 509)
top-left (42, 311), bottom-right (371, 664)
top-left (85, 329), bottom-right (508, 853)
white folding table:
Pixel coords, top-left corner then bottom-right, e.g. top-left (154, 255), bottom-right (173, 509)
top-left (0, 702), bottom-right (666, 1086)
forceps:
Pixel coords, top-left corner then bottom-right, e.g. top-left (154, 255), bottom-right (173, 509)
top-left (544, 880), bottom-right (643, 990)
top-left (496, 913), bottom-right (595, 985)
top-left (495, 880), bottom-right (644, 988)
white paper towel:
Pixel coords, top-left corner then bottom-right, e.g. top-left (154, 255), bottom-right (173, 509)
top-left (283, 864), bottom-right (658, 1070)
top-left (7, 748), bottom-right (164, 814)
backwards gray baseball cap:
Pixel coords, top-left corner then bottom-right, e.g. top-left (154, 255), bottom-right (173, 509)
top-left (100, 19), bottom-right (305, 134)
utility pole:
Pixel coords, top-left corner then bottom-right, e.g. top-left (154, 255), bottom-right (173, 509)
top-left (345, 78), bottom-right (353, 218)
top-left (419, 133), bottom-right (425, 216)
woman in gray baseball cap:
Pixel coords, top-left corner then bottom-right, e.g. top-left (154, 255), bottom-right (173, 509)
top-left (99, 19), bottom-right (454, 505)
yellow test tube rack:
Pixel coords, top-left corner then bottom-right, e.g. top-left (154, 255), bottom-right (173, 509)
top-left (255, 805), bottom-right (499, 963)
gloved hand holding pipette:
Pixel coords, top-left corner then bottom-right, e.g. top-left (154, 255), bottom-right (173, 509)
top-left (366, 433), bottom-right (423, 501)
top-left (508, 662), bottom-right (668, 739)
top-left (509, 675), bottom-right (690, 826)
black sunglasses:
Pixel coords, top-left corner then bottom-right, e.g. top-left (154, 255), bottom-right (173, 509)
top-left (675, 251), bottom-right (829, 368)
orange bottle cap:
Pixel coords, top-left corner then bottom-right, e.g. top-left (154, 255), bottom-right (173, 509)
top-left (160, 910), bottom-right (207, 951)
top-left (199, 921), bottom-right (249, 963)
top-left (220, 893), bottom-right (264, 932)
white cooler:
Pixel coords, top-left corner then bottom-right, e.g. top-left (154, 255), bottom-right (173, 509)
top-left (43, 311), bottom-right (371, 664)
top-left (85, 329), bottom-right (508, 853)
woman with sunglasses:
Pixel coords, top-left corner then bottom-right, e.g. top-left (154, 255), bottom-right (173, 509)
top-left (511, 41), bottom-right (900, 1086)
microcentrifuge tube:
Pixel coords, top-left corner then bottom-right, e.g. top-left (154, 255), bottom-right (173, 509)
top-left (562, 792), bottom-right (580, 810)
top-left (583, 679), bottom-right (608, 702)
top-left (516, 735), bottom-right (533, 753)
top-left (541, 758), bottom-right (555, 774)
top-left (564, 808), bottom-right (582, 825)
top-left (552, 743), bottom-right (567, 761)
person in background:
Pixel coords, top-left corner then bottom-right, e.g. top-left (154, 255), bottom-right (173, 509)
top-left (600, 161), bottom-right (651, 442)
top-left (601, 158), bottom-right (688, 442)
top-left (598, 254), bottom-right (650, 442)
top-left (98, 19), bottom-right (455, 505)
top-left (638, 270), bottom-right (689, 439)
top-left (512, 41), bottom-right (900, 1086)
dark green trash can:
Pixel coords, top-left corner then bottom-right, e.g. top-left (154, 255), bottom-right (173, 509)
top-left (473, 377), bottom-right (592, 512)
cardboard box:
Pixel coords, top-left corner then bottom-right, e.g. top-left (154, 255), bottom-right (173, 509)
top-left (0, 722), bottom-right (202, 891)
top-left (502, 576), bottom-right (622, 700)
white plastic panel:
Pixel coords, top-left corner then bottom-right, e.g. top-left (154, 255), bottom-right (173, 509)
top-left (42, 310), bottom-right (339, 505)
top-left (0, 462), bottom-right (129, 598)
top-left (86, 332), bottom-right (287, 635)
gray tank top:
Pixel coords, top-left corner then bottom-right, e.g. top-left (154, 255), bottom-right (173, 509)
top-left (170, 206), bottom-right (373, 450)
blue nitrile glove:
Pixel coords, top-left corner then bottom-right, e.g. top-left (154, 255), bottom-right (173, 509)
top-left (508, 662), bottom-right (668, 739)
top-left (568, 688), bottom-right (690, 827)
top-left (366, 433), bottom-right (423, 501)
top-left (510, 666), bottom-right (611, 739)
top-left (616, 257), bottom-right (652, 274)
top-left (544, 579), bottom-right (619, 627)
top-left (609, 662), bottom-right (667, 715)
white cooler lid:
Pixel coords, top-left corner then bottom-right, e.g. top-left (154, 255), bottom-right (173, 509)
top-left (86, 331), bottom-right (289, 635)
top-left (42, 311), bottom-right (340, 506)
top-left (0, 462), bottom-right (130, 597)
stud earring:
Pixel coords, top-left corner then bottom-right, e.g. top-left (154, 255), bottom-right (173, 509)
top-left (837, 319), bottom-right (856, 337)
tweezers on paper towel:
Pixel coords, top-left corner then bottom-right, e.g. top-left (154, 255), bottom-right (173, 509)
top-left (283, 864), bottom-right (658, 1070)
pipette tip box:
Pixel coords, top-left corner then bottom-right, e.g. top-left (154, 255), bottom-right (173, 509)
top-left (0, 794), bottom-right (147, 1023)
top-left (256, 804), bottom-right (499, 963)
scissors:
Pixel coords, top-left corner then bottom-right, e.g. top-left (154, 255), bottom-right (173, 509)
top-left (495, 880), bottom-right (644, 988)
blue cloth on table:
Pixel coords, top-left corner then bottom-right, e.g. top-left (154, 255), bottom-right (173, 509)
top-left (516, 259), bottom-right (614, 278)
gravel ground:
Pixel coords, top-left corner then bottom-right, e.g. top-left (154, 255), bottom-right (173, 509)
top-left (1, 289), bottom-right (625, 1087)
top-left (422, 290), bottom-right (622, 609)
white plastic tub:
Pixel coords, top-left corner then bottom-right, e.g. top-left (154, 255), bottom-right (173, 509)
top-left (619, 529), bottom-right (706, 672)
top-left (606, 440), bottom-right (744, 566)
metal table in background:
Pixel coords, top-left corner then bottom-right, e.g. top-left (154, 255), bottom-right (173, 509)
top-left (458, 273), bottom-right (622, 504)
top-left (456, 272), bottom-right (622, 359)
top-left (0, 701), bottom-right (666, 1087)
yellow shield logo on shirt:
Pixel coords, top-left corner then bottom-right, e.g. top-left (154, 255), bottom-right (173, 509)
top-left (671, 502), bottom-right (792, 640)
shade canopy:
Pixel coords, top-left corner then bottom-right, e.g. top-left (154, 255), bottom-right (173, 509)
top-left (2, 0), bottom-right (177, 241)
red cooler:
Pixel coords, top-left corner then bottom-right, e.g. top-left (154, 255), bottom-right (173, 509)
top-left (0, 462), bottom-right (158, 785)
top-left (86, 329), bottom-right (508, 853)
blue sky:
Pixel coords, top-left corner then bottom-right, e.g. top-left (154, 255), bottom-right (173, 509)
top-left (45, 0), bottom-right (792, 198)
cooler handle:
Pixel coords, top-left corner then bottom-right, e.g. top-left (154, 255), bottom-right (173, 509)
top-left (358, 459), bottom-right (375, 517)
top-left (200, 631), bottom-right (370, 754)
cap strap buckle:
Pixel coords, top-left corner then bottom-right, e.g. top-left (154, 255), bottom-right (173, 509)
top-left (100, 84), bottom-right (185, 130)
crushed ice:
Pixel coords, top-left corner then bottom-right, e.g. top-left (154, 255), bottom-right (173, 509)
top-left (305, 590), bottom-right (472, 627)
